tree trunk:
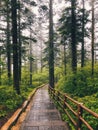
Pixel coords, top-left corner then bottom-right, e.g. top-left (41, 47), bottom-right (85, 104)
top-left (64, 42), bottom-right (67, 75)
top-left (29, 27), bottom-right (32, 86)
top-left (91, 0), bottom-right (95, 76)
top-left (18, 1), bottom-right (22, 82)
top-left (7, 0), bottom-right (11, 79)
top-left (40, 41), bottom-right (43, 73)
top-left (49, 0), bottom-right (54, 88)
top-left (11, 0), bottom-right (20, 94)
top-left (71, 0), bottom-right (77, 73)
top-left (81, 0), bottom-right (85, 67)
top-left (0, 47), bottom-right (1, 85)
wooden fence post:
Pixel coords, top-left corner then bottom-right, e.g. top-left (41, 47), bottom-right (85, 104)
top-left (57, 91), bottom-right (60, 101)
top-left (53, 89), bottom-right (55, 100)
top-left (64, 96), bottom-right (67, 109)
top-left (77, 104), bottom-right (83, 130)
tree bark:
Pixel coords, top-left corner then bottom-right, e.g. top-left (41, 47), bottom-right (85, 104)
top-left (40, 41), bottom-right (43, 73)
top-left (49, 0), bottom-right (54, 88)
top-left (81, 0), bottom-right (85, 67)
top-left (18, 1), bottom-right (22, 82)
top-left (29, 26), bottom-right (33, 86)
top-left (7, 0), bottom-right (11, 79)
top-left (64, 42), bottom-right (67, 75)
top-left (71, 0), bottom-right (77, 73)
top-left (11, 0), bottom-right (20, 94)
top-left (91, 0), bottom-right (95, 76)
top-left (0, 47), bottom-right (1, 85)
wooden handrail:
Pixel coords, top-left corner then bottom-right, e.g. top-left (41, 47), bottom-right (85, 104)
top-left (48, 86), bottom-right (98, 130)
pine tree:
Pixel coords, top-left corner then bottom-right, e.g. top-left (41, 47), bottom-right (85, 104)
top-left (91, 0), bottom-right (95, 76)
top-left (11, 0), bottom-right (20, 94)
top-left (49, 0), bottom-right (54, 87)
top-left (58, 0), bottom-right (90, 73)
top-left (6, 0), bottom-right (11, 79)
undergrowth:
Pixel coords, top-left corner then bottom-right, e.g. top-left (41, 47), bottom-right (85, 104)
top-left (56, 65), bottom-right (98, 129)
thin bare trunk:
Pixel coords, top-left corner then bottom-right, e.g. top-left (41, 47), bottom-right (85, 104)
top-left (91, 0), bottom-right (95, 76)
top-left (49, 0), bottom-right (54, 88)
top-left (64, 42), bottom-right (67, 75)
top-left (81, 0), bottom-right (85, 67)
top-left (7, 0), bottom-right (11, 79)
top-left (30, 27), bottom-right (32, 86)
top-left (18, 1), bottom-right (22, 82)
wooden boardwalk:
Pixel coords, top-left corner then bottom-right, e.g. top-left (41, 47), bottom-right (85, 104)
top-left (20, 85), bottom-right (70, 130)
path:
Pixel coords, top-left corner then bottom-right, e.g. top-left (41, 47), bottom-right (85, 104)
top-left (20, 85), bottom-right (70, 130)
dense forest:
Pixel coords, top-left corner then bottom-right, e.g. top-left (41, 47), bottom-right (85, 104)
top-left (0, 0), bottom-right (98, 129)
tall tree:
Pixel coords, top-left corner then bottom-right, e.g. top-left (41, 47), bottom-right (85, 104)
top-left (49, 0), bottom-right (54, 88)
top-left (91, 0), bottom-right (95, 76)
top-left (18, 0), bottom-right (22, 82)
top-left (81, 0), bottom-right (85, 67)
top-left (29, 20), bottom-right (33, 86)
top-left (0, 46), bottom-right (2, 85)
top-left (63, 40), bottom-right (67, 75)
top-left (71, 0), bottom-right (77, 73)
top-left (58, 0), bottom-right (90, 73)
top-left (6, 0), bottom-right (11, 79)
top-left (11, 0), bottom-right (20, 94)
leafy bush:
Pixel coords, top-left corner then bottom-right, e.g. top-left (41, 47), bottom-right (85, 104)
top-left (1, 73), bottom-right (13, 86)
top-left (56, 66), bottom-right (98, 97)
top-left (77, 93), bottom-right (98, 130)
top-left (21, 71), bottom-right (30, 85)
top-left (56, 65), bottom-right (98, 129)
top-left (0, 68), bottom-right (49, 121)
top-left (0, 85), bottom-right (34, 119)
top-left (32, 69), bottom-right (49, 86)
top-left (21, 69), bottom-right (48, 87)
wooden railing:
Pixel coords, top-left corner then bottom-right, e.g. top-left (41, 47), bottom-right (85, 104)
top-left (48, 86), bottom-right (98, 130)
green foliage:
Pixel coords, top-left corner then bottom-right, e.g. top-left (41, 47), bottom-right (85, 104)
top-left (0, 84), bottom-right (36, 119)
top-left (32, 69), bottom-right (49, 87)
top-left (21, 69), bottom-right (48, 87)
top-left (0, 69), bottom-right (48, 119)
top-left (56, 65), bottom-right (98, 129)
top-left (21, 70), bottom-right (30, 85)
top-left (57, 65), bottom-right (98, 97)
top-left (78, 93), bottom-right (98, 130)
top-left (1, 73), bottom-right (13, 86)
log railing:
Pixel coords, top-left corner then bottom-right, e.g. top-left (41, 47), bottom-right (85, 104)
top-left (48, 86), bottom-right (98, 130)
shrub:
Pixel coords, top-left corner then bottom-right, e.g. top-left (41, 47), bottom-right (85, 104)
top-left (56, 66), bottom-right (98, 97)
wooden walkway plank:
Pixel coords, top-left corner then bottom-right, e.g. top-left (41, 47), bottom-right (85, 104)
top-left (20, 85), bottom-right (70, 130)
